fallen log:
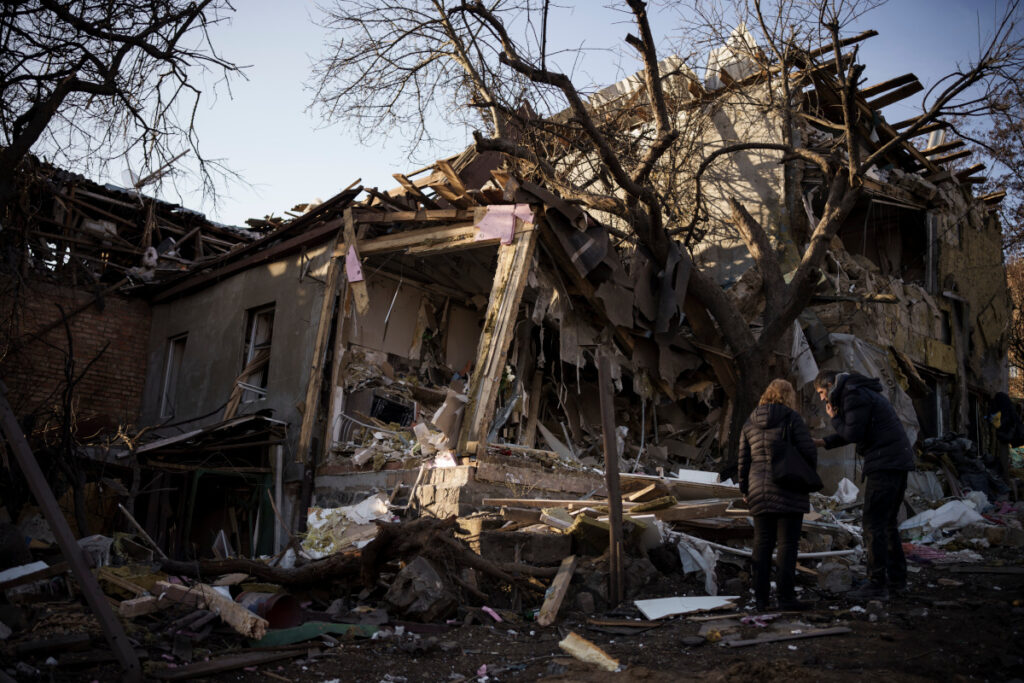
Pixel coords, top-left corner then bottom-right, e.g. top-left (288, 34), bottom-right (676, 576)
top-left (159, 517), bottom-right (554, 591)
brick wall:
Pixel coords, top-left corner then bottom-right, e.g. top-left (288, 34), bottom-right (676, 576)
top-left (0, 276), bottom-right (152, 432)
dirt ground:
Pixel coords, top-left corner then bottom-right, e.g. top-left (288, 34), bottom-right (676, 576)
top-left (5, 549), bottom-right (1023, 682)
top-left (231, 555), bottom-right (1024, 683)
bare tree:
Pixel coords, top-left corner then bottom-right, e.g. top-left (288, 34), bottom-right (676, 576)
top-left (310, 0), bottom-right (1024, 461)
top-left (0, 0), bottom-right (243, 218)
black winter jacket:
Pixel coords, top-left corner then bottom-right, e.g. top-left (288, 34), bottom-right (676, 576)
top-left (822, 373), bottom-right (915, 476)
top-left (738, 404), bottom-right (817, 516)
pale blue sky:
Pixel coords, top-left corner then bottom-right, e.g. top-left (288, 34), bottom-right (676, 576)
top-left (156, 0), bottom-right (1016, 226)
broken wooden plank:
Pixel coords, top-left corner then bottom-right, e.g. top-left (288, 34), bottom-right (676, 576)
top-left (536, 555), bottom-right (577, 627)
top-left (980, 189), bottom-right (1007, 204)
top-left (625, 483), bottom-right (658, 502)
top-left (857, 73), bottom-right (919, 99)
top-left (651, 498), bottom-right (733, 521)
top-left (482, 497), bottom-right (639, 509)
top-left (118, 594), bottom-right (173, 619)
top-left (149, 649), bottom-right (304, 681)
top-left (586, 617), bottom-right (663, 629)
top-left (155, 581), bottom-right (268, 639)
top-left (343, 208), bottom-right (369, 316)
top-left (725, 626), bottom-right (852, 648)
top-left (930, 149), bottom-right (972, 165)
top-left (459, 223), bottom-right (538, 451)
top-left (391, 173), bottom-right (441, 209)
top-left (921, 139), bottom-right (964, 157)
top-left (597, 351), bottom-right (625, 608)
top-left (558, 631), bottom-right (620, 672)
top-left (474, 458), bottom-right (605, 496)
top-left (353, 208), bottom-right (473, 223)
top-left (97, 568), bottom-right (148, 596)
top-left (499, 507), bottom-right (543, 525)
top-left (956, 163), bottom-right (986, 179)
top-left (485, 441), bottom-right (559, 464)
top-left (866, 81), bottom-right (924, 110)
top-left (294, 227), bottom-right (346, 466)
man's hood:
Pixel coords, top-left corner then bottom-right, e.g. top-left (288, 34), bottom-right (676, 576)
top-left (830, 372), bottom-right (882, 404)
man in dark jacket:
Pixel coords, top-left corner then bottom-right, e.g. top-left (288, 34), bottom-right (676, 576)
top-left (813, 370), bottom-right (916, 601)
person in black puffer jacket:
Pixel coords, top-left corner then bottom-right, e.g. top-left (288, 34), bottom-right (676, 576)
top-left (813, 370), bottom-right (915, 602)
top-left (738, 378), bottom-right (818, 611)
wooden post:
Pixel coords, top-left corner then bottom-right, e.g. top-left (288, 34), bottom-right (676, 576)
top-left (0, 383), bottom-right (141, 682)
top-left (294, 228), bottom-right (346, 464)
top-left (597, 350), bottom-right (625, 606)
top-left (522, 369), bottom-right (544, 448)
top-left (458, 218), bottom-right (538, 452)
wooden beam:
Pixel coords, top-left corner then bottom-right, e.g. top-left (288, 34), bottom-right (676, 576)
top-left (354, 208), bottom-right (474, 223)
top-left (598, 351), bottom-right (625, 607)
top-left (152, 216), bottom-right (345, 303)
top-left (956, 163), bottom-right (986, 179)
top-left (0, 385), bottom-right (141, 681)
top-left (391, 173), bottom-right (441, 209)
top-left (980, 189), bottom-right (1007, 204)
top-left (626, 483), bottom-right (658, 502)
top-left (651, 499), bottom-right (732, 521)
top-left (858, 73), bottom-right (918, 99)
top-left (294, 229), bottom-right (345, 464)
top-left (906, 121), bottom-right (950, 137)
top-left (805, 29), bottom-right (877, 60)
top-left (343, 208), bottom-right (370, 316)
top-left (725, 627), bottom-right (852, 648)
top-left (155, 581), bottom-right (268, 639)
top-left (119, 594), bottom-right (173, 618)
top-left (150, 650), bottom-right (304, 681)
top-left (482, 497), bottom-right (640, 509)
top-left (866, 81), bottom-right (924, 110)
top-left (921, 140), bottom-right (964, 156)
top-left (536, 555), bottom-right (577, 627)
top-left (435, 159), bottom-right (469, 196)
top-left (931, 149), bottom-right (972, 165)
top-left (458, 220), bottom-right (538, 451)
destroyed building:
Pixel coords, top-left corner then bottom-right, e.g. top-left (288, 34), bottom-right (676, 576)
top-left (0, 23), bottom-right (1022, 681)
top-left (0, 26), bottom-right (1014, 557)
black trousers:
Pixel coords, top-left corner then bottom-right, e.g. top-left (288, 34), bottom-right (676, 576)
top-left (752, 512), bottom-right (803, 604)
top-left (862, 469), bottom-right (909, 588)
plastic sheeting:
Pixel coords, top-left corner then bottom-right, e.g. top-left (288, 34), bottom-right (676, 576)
top-left (899, 499), bottom-right (988, 537)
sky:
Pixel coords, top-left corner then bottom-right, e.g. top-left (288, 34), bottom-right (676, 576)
top-left (147, 0), bottom-right (1018, 227)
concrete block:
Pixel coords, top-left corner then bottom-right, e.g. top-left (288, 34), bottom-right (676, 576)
top-left (384, 556), bottom-right (457, 622)
top-left (817, 561), bottom-right (852, 593)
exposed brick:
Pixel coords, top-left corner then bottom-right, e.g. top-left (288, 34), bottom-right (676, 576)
top-left (0, 276), bottom-right (151, 430)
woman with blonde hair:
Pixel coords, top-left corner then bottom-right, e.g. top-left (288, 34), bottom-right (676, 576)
top-left (738, 378), bottom-right (819, 611)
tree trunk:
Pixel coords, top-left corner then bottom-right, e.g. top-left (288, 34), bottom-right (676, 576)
top-left (719, 347), bottom-right (773, 480)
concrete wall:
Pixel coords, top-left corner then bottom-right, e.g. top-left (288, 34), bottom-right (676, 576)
top-left (140, 241), bottom-right (334, 442)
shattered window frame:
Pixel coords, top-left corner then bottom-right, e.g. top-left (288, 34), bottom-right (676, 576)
top-left (159, 332), bottom-right (188, 418)
top-left (242, 303), bottom-right (275, 403)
